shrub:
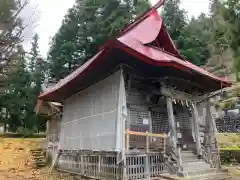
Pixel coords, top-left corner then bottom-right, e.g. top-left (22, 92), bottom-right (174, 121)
top-left (17, 127), bottom-right (35, 137)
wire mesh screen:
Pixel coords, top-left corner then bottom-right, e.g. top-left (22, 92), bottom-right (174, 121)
top-left (59, 71), bottom-right (121, 151)
top-left (130, 109), bottom-right (148, 125)
top-left (152, 111), bottom-right (169, 133)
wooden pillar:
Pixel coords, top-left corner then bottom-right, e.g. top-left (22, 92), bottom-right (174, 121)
top-left (127, 108), bottom-right (131, 129)
top-left (145, 132), bottom-right (150, 180)
top-left (166, 97), bottom-right (177, 149)
top-left (166, 97), bottom-right (183, 171)
top-left (191, 103), bottom-right (202, 157)
top-left (46, 120), bottom-right (50, 145)
top-left (205, 100), bottom-right (213, 165)
top-left (125, 129), bottom-right (130, 151)
top-left (148, 109), bottom-right (153, 143)
top-left (206, 100), bottom-right (221, 168)
top-left (126, 76), bottom-right (131, 130)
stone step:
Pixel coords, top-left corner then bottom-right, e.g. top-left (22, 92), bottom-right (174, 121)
top-left (31, 152), bottom-right (45, 155)
top-left (182, 153), bottom-right (197, 157)
top-left (31, 148), bottom-right (46, 169)
top-left (183, 158), bottom-right (205, 163)
top-left (181, 151), bottom-right (197, 155)
top-left (161, 172), bottom-right (232, 180)
top-left (177, 168), bottom-right (218, 177)
top-left (181, 151), bottom-right (201, 163)
top-left (187, 173), bottom-right (232, 180)
top-left (182, 161), bottom-right (211, 171)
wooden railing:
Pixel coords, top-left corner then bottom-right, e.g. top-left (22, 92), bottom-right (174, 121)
top-left (201, 143), bottom-right (208, 163)
top-left (211, 137), bottom-right (221, 168)
top-left (124, 129), bottom-right (168, 179)
top-left (201, 137), bottom-right (221, 169)
top-left (125, 129), bottom-right (167, 153)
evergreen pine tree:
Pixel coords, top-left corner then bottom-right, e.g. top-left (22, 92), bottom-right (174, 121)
top-left (48, 0), bottom-right (150, 81)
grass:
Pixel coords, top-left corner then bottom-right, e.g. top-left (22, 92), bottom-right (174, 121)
top-left (217, 133), bottom-right (240, 150)
top-left (216, 133), bottom-right (240, 177)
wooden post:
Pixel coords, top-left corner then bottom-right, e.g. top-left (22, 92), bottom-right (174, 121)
top-left (123, 157), bottom-right (127, 180)
top-left (206, 101), bottom-right (221, 168)
top-left (145, 131), bottom-right (150, 180)
top-left (166, 97), bottom-right (183, 171)
top-left (126, 76), bottom-right (131, 131)
top-left (126, 129), bottom-right (130, 151)
top-left (80, 154), bottom-right (84, 174)
top-left (191, 103), bottom-right (202, 157)
top-left (163, 135), bottom-right (166, 154)
top-left (148, 110), bottom-right (152, 143)
top-left (148, 110), bottom-right (152, 133)
top-left (205, 100), bottom-right (213, 166)
top-left (127, 108), bottom-right (131, 129)
top-left (166, 97), bottom-right (177, 149)
top-left (176, 120), bottom-right (183, 172)
top-left (177, 146), bottom-right (183, 171)
top-left (98, 155), bottom-right (101, 176)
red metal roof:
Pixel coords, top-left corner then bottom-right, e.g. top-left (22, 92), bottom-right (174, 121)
top-left (39, 3), bottom-right (231, 101)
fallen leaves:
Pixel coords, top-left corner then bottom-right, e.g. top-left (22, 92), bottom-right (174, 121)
top-left (0, 138), bottom-right (74, 180)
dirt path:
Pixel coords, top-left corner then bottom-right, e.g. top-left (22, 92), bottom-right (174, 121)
top-left (0, 138), bottom-right (74, 180)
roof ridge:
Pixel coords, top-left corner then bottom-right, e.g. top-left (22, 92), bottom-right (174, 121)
top-left (118, 0), bottom-right (165, 37)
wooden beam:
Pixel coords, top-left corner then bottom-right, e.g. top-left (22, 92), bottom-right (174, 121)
top-left (163, 76), bottom-right (206, 91)
top-left (160, 86), bottom-right (201, 102)
top-left (49, 103), bottom-right (61, 113)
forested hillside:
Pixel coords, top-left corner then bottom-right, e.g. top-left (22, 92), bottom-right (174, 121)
top-left (0, 0), bottom-right (240, 133)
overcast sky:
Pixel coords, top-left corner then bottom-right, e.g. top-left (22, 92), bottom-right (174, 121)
top-left (23, 0), bottom-right (210, 57)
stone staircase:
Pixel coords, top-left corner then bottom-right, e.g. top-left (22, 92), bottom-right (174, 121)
top-left (30, 148), bottom-right (46, 168)
top-left (161, 150), bottom-right (232, 180)
top-left (177, 151), bottom-right (213, 176)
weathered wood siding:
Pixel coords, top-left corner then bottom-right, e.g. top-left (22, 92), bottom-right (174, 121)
top-left (47, 115), bottom-right (61, 146)
top-left (59, 71), bottom-right (121, 151)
